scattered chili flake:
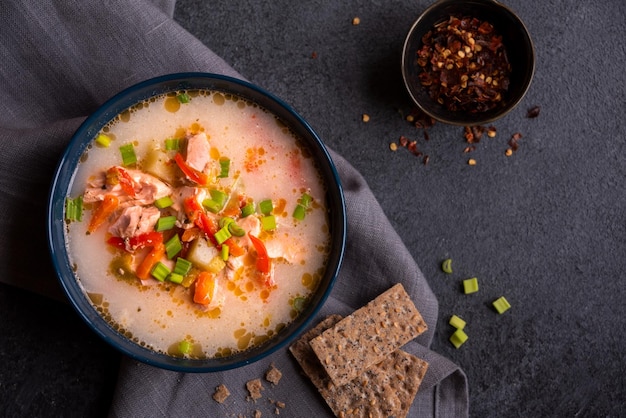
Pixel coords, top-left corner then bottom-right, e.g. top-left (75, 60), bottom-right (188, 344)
top-left (423, 155), bottom-right (430, 165)
top-left (352, 17), bottom-right (361, 25)
top-left (526, 105), bottom-right (541, 118)
top-left (362, 113), bottom-right (370, 122)
top-left (311, 51), bottom-right (318, 59)
top-left (468, 158), bottom-right (477, 166)
top-left (416, 15), bottom-right (511, 113)
top-left (407, 140), bottom-right (422, 157)
top-left (505, 148), bottom-right (513, 156)
top-left (389, 142), bottom-right (398, 151)
top-left (508, 132), bottom-right (522, 152)
top-left (399, 135), bottom-right (409, 147)
top-left (487, 125), bottom-right (497, 137)
top-left (463, 145), bottom-right (476, 153)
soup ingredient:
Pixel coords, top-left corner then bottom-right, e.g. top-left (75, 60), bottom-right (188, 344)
top-left (526, 105), bottom-right (541, 118)
top-left (95, 134), bottom-right (111, 147)
top-left (87, 194), bottom-right (119, 233)
top-left (441, 258), bottom-right (453, 274)
top-left (449, 314), bottom-right (466, 330)
top-left (119, 143), bottom-right (137, 166)
top-left (308, 283), bottom-right (428, 387)
top-left (290, 314), bottom-right (429, 418)
top-left (416, 15), bottom-right (511, 113)
top-left (493, 296), bottom-right (511, 314)
top-left (65, 196), bottom-right (83, 222)
top-left (450, 328), bottom-right (469, 349)
top-left (463, 277), bottom-right (479, 294)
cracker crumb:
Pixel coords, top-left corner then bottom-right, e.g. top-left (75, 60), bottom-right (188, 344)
top-left (265, 363), bottom-right (283, 385)
top-left (246, 379), bottom-right (264, 401)
top-left (212, 384), bottom-right (230, 403)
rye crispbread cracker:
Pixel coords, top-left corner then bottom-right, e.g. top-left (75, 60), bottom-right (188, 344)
top-left (308, 283), bottom-right (428, 386)
top-left (290, 315), bottom-right (429, 418)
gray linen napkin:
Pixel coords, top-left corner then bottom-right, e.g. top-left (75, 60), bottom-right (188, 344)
top-left (0, 1), bottom-right (468, 416)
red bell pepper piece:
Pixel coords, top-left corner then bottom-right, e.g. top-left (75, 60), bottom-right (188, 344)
top-left (248, 233), bottom-right (271, 274)
top-left (107, 166), bottom-right (136, 198)
top-left (174, 153), bottom-right (209, 185)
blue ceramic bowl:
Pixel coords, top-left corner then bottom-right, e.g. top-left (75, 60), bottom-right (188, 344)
top-left (47, 73), bottom-right (346, 372)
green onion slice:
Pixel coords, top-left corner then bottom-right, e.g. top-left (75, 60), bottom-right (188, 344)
top-left (178, 340), bottom-right (192, 354)
top-left (217, 158), bottom-right (230, 178)
top-left (463, 277), bottom-right (479, 294)
top-left (95, 134), bottom-right (111, 147)
top-left (165, 138), bottom-right (180, 151)
top-left (165, 234), bottom-right (182, 259)
top-left (240, 202), bottom-right (255, 218)
top-left (292, 204), bottom-right (306, 221)
top-left (214, 225), bottom-right (232, 245)
top-left (259, 199), bottom-right (273, 215)
top-left (151, 262), bottom-right (171, 282)
top-left (493, 296), bottom-right (511, 314)
top-left (176, 93), bottom-right (191, 103)
top-left (442, 258), bottom-right (453, 274)
top-left (261, 215), bottom-right (277, 231)
top-left (218, 217), bottom-right (235, 229)
top-left (156, 215), bottom-right (177, 232)
top-left (65, 196), bottom-right (83, 222)
top-left (221, 244), bottom-right (229, 261)
top-left (450, 328), bottom-right (468, 349)
top-left (168, 273), bottom-right (184, 284)
top-left (449, 315), bottom-right (466, 330)
top-left (228, 222), bottom-right (245, 237)
top-left (173, 257), bottom-right (192, 276)
top-left (119, 143), bottom-right (137, 166)
top-left (154, 196), bottom-right (174, 209)
top-left (300, 192), bottom-right (313, 207)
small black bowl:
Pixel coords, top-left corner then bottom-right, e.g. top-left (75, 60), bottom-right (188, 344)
top-left (402, 0), bottom-right (535, 126)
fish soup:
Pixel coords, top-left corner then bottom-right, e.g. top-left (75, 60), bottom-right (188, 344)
top-left (65, 90), bottom-right (331, 358)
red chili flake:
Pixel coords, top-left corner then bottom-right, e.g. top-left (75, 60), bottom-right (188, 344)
top-left (407, 141), bottom-right (422, 157)
top-left (399, 135), bottom-right (409, 147)
top-left (423, 155), bottom-right (430, 165)
top-left (508, 132), bottom-right (522, 151)
top-left (423, 130), bottom-right (430, 141)
top-left (464, 126), bottom-right (475, 143)
top-left (311, 51), bottom-right (318, 59)
top-left (526, 105), bottom-right (540, 118)
top-left (415, 15), bottom-right (511, 113)
top-left (463, 145), bottom-right (476, 153)
top-left (471, 125), bottom-right (485, 142)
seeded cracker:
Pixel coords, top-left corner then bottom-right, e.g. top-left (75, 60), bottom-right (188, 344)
top-left (308, 283), bottom-right (428, 386)
top-left (290, 315), bottom-right (429, 418)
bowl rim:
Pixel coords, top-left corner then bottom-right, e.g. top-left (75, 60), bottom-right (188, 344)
top-left (401, 0), bottom-right (536, 126)
top-left (47, 72), bottom-right (347, 372)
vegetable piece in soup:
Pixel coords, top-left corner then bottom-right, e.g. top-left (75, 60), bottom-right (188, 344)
top-left (65, 90), bottom-right (331, 358)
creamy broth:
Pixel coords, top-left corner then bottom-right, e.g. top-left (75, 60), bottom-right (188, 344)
top-left (66, 90), bottom-right (330, 358)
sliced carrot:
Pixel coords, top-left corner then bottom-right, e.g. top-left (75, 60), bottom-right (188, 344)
top-left (87, 194), bottom-right (119, 233)
top-left (107, 166), bottom-right (136, 197)
top-left (135, 242), bottom-right (165, 280)
top-left (223, 237), bottom-right (245, 257)
top-left (194, 271), bottom-right (216, 305)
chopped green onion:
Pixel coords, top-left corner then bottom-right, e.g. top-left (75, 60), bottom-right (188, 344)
top-left (164, 138), bottom-right (180, 151)
top-left (65, 196), bottom-right (83, 222)
top-left (165, 234), bottom-right (182, 259)
top-left (156, 215), bottom-right (177, 232)
top-left (293, 296), bottom-right (307, 312)
top-left (261, 215), bottom-right (277, 231)
top-left (219, 217), bottom-right (235, 229)
top-left (300, 192), bottom-right (313, 207)
top-left (492, 296), bottom-right (511, 314)
top-left (450, 328), bottom-right (468, 349)
top-left (178, 340), bottom-right (192, 354)
top-left (154, 195), bottom-right (174, 209)
top-left (203, 189), bottom-right (228, 213)
top-left (292, 204), bottom-right (306, 221)
top-left (176, 93), bottom-right (191, 103)
top-left (173, 257), bottom-right (192, 276)
top-left (95, 134), bottom-right (111, 147)
top-left (259, 199), bottom-right (273, 215)
top-left (119, 143), bottom-right (137, 166)
top-left (228, 222), bottom-right (245, 237)
top-left (463, 277), bottom-right (479, 294)
top-left (442, 258), bottom-right (453, 274)
top-left (168, 273), bottom-right (184, 284)
top-left (241, 202), bottom-right (255, 218)
top-left (217, 158), bottom-right (230, 178)
top-left (449, 315), bottom-right (466, 330)
top-left (221, 244), bottom-right (229, 261)
top-left (202, 199), bottom-right (221, 213)
top-left (214, 225), bottom-right (232, 245)
top-left (151, 262), bottom-right (171, 282)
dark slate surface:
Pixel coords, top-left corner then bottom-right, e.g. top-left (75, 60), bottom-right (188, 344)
top-left (1, 1), bottom-right (624, 417)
